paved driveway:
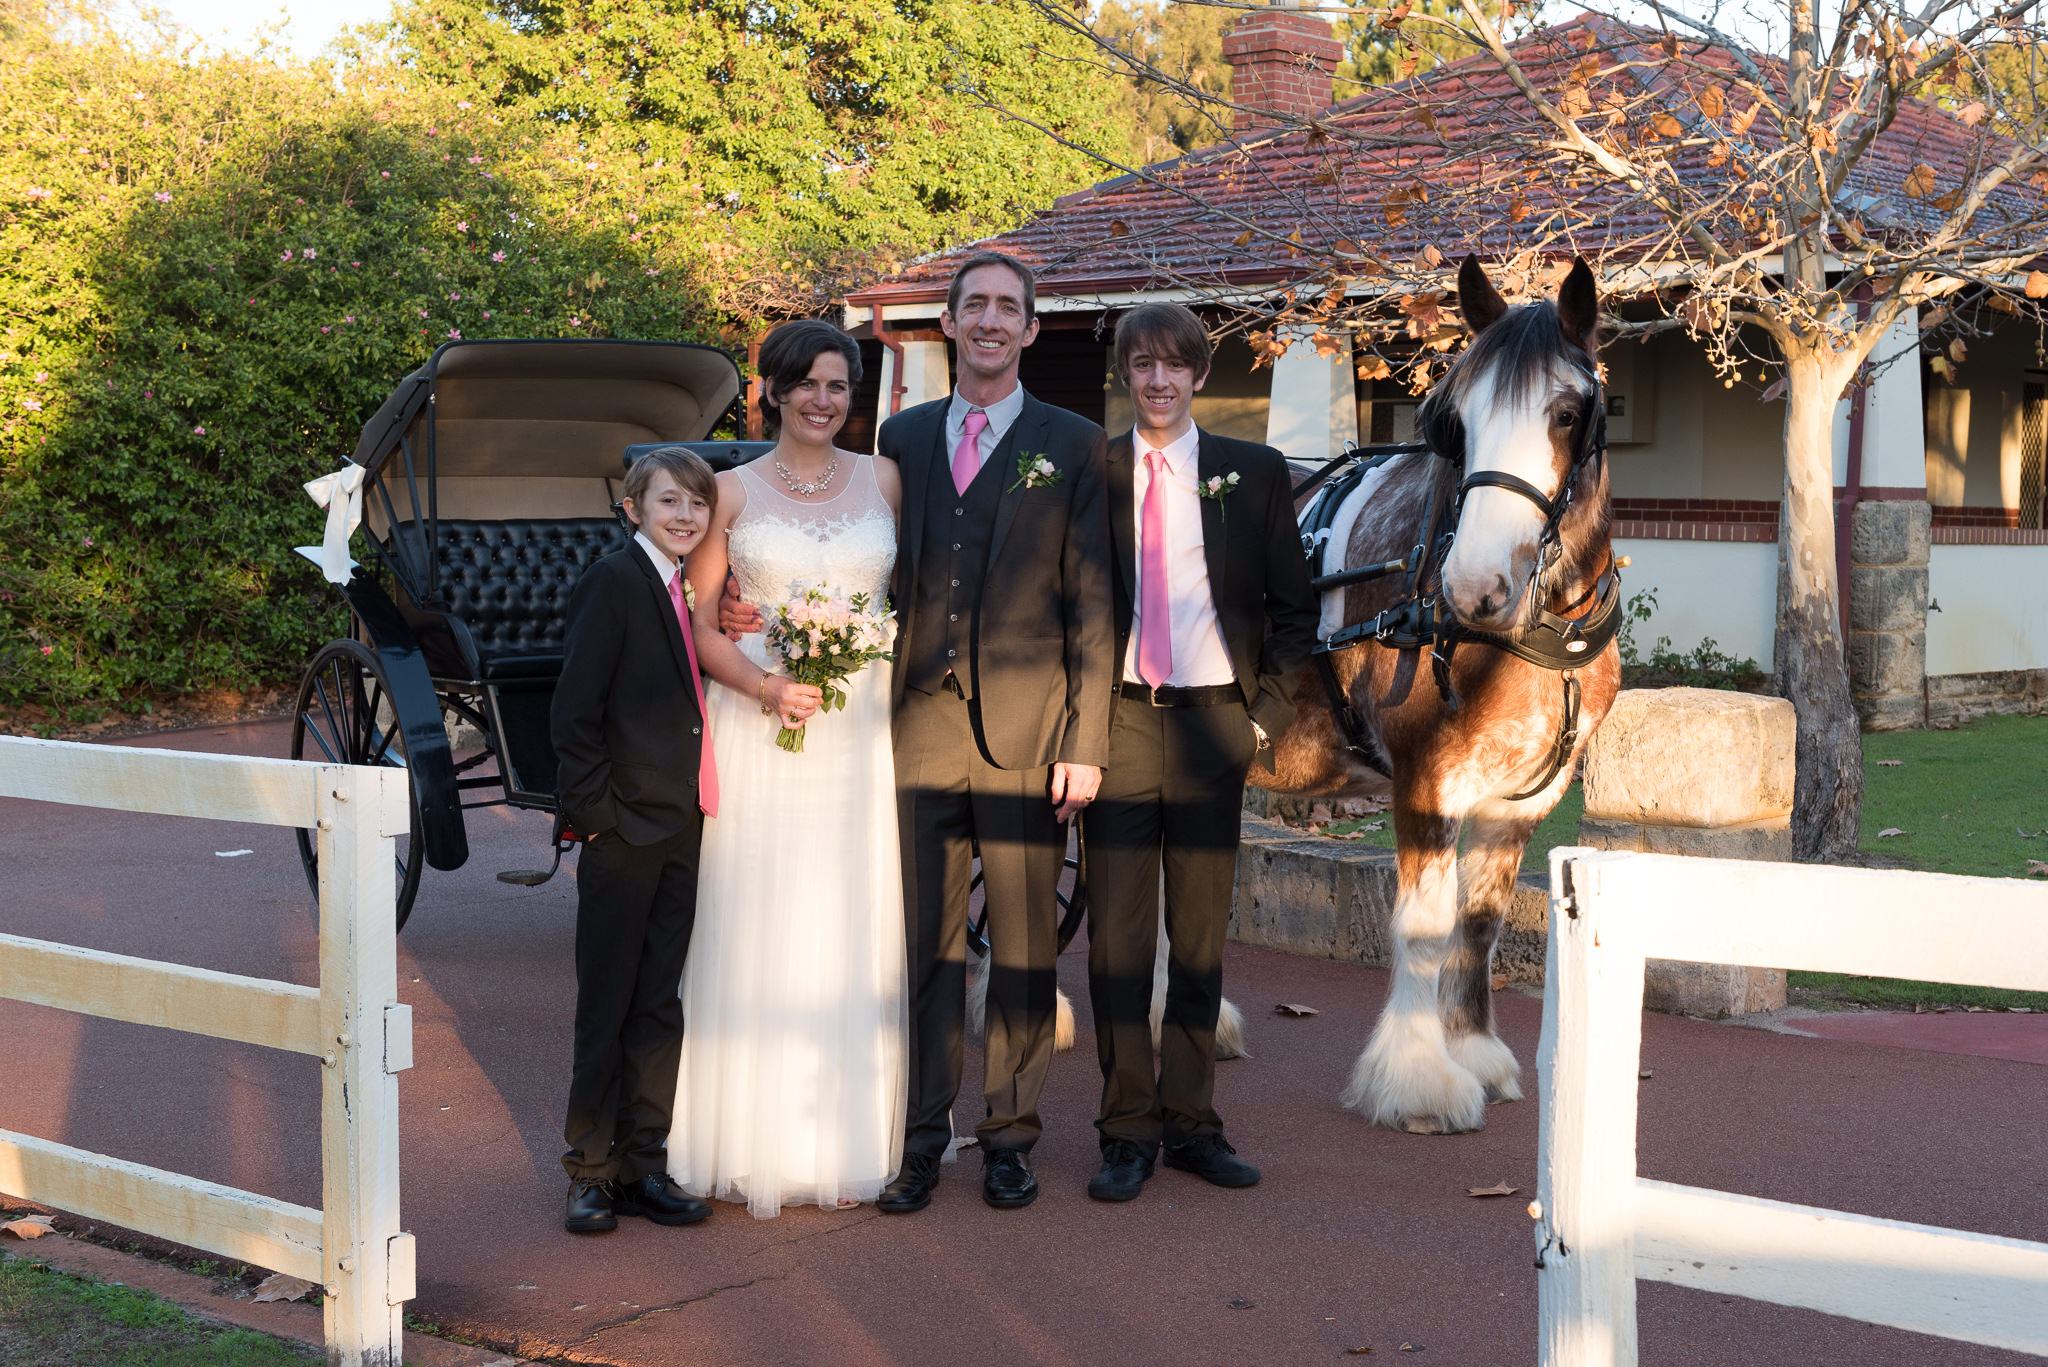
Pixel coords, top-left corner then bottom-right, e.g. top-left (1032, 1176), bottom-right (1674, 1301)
top-left (2, 721), bottom-right (2041, 1365)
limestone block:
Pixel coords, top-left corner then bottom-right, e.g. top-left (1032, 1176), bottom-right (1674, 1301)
top-left (1643, 960), bottom-right (1786, 1019)
top-left (1847, 565), bottom-right (1927, 633)
top-left (1848, 628), bottom-right (1925, 696)
top-left (1849, 499), bottom-right (1931, 567)
top-left (1578, 815), bottom-right (1792, 861)
top-left (1581, 688), bottom-right (1795, 828)
top-left (1855, 692), bottom-right (1927, 732)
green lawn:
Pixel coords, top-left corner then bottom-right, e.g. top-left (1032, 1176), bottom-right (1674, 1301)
top-left (1321, 710), bottom-right (2048, 1010)
top-left (0, 1255), bottom-right (317, 1367)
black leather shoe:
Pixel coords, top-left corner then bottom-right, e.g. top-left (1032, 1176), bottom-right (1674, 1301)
top-left (982, 1148), bottom-right (1038, 1209)
top-left (614, 1173), bottom-right (712, 1226)
top-left (877, 1153), bottom-right (939, 1214)
top-left (1163, 1134), bottom-right (1260, 1189)
top-left (1087, 1140), bottom-right (1156, 1202)
top-left (564, 1177), bottom-right (616, 1234)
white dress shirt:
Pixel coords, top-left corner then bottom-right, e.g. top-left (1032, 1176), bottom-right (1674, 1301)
top-left (1125, 425), bottom-right (1235, 688)
top-left (944, 384), bottom-right (1026, 480)
top-left (634, 530), bottom-right (681, 587)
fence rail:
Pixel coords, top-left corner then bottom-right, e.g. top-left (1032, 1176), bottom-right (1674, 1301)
top-left (1537, 848), bottom-right (2048, 1365)
top-left (0, 735), bottom-right (414, 1367)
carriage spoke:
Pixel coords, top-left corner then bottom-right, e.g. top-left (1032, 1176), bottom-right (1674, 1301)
top-left (303, 676), bottom-right (346, 764)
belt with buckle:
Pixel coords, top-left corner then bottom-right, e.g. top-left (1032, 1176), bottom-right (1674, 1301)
top-left (1119, 680), bottom-right (1240, 708)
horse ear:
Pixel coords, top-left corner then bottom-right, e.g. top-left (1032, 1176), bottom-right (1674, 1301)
top-left (1558, 257), bottom-right (1600, 356)
top-left (1457, 255), bottom-right (1508, 334)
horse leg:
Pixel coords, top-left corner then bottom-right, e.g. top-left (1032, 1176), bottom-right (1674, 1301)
top-left (1341, 802), bottom-right (1486, 1134)
top-left (1439, 804), bottom-right (1537, 1104)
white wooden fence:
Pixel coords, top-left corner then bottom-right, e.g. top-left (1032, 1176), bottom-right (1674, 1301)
top-left (0, 735), bottom-right (414, 1367)
top-left (1537, 848), bottom-right (2048, 1365)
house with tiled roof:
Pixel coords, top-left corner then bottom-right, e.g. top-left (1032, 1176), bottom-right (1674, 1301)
top-left (836, 7), bottom-right (2048, 727)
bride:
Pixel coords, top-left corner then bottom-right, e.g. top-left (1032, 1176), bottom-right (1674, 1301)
top-left (671, 319), bottom-right (906, 1218)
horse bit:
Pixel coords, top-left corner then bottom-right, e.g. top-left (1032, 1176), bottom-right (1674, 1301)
top-left (1292, 369), bottom-right (1624, 802)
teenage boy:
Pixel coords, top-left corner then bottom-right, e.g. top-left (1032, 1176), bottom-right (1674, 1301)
top-left (1083, 303), bottom-right (1319, 1202)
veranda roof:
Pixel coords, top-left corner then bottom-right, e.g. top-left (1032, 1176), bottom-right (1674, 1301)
top-left (847, 13), bottom-right (2045, 311)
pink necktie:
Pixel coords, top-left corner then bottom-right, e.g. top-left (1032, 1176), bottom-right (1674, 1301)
top-left (1138, 449), bottom-right (1173, 689)
top-left (952, 409), bottom-right (989, 494)
top-left (668, 573), bottom-right (718, 818)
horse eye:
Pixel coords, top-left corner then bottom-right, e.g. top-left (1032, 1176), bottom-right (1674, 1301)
top-left (1555, 406), bottom-right (1578, 427)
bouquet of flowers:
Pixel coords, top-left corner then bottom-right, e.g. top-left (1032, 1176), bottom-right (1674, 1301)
top-left (763, 584), bottom-right (895, 753)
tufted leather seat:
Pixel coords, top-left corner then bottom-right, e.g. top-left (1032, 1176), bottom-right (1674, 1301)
top-left (390, 518), bottom-right (628, 680)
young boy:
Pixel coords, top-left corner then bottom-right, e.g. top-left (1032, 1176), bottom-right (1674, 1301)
top-left (1082, 303), bottom-right (1319, 1202)
top-left (550, 446), bottom-right (720, 1233)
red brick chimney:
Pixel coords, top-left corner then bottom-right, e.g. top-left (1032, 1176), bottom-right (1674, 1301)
top-left (1221, 2), bottom-right (1343, 134)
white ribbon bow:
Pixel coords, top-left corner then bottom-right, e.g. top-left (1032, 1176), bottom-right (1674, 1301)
top-left (302, 464), bottom-right (367, 585)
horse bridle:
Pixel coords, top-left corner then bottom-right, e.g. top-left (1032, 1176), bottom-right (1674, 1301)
top-left (1299, 363), bottom-right (1623, 799)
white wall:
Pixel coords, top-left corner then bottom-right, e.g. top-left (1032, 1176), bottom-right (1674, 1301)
top-left (1614, 537), bottom-right (1780, 670)
top-left (1926, 544), bottom-right (2048, 675)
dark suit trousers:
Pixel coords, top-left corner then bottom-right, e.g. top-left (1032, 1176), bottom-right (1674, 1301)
top-left (895, 684), bottom-right (1066, 1160)
top-left (1085, 699), bottom-right (1257, 1151)
top-left (561, 820), bottom-right (701, 1183)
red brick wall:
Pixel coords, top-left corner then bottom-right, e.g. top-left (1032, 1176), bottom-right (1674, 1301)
top-left (1222, 10), bottom-right (1343, 131)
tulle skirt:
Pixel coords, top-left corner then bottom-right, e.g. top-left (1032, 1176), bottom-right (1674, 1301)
top-left (667, 636), bottom-right (907, 1218)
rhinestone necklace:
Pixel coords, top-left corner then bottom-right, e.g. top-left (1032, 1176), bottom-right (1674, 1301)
top-left (773, 454), bottom-right (839, 497)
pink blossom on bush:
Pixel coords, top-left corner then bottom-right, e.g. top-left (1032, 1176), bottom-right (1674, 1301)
top-left (153, 191), bottom-right (172, 203)
top-left (491, 251), bottom-right (506, 262)
top-left (193, 426), bottom-right (205, 435)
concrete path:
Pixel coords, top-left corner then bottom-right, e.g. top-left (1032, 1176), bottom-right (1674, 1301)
top-left (2, 721), bottom-right (2043, 1365)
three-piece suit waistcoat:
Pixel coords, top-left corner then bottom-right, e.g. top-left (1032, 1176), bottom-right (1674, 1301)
top-left (902, 426), bottom-right (1011, 698)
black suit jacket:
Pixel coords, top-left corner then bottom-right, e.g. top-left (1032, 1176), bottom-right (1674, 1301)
top-left (550, 546), bottom-right (706, 845)
top-left (880, 389), bottom-right (1115, 770)
top-left (1107, 428), bottom-right (1319, 759)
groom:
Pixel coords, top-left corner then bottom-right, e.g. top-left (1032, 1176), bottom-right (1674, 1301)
top-left (723, 251), bottom-right (1112, 1211)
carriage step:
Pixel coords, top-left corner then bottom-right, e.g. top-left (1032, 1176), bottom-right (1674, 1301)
top-left (496, 868), bottom-right (555, 886)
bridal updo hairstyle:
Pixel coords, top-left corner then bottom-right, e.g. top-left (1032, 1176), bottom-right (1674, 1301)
top-left (622, 444), bottom-right (718, 523)
top-left (756, 319), bottom-right (864, 433)
top-left (1112, 302), bottom-right (1213, 386)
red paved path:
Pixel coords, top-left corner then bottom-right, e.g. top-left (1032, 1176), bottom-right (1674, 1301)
top-left (1789, 1009), bottom-right (2048, 1066)
top-left (2, 721), bottom-right (2043, 1365)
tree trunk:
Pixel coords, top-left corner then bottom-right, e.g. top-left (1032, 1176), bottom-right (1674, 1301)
top-left (1773, 350), bottom-right (1863, 861)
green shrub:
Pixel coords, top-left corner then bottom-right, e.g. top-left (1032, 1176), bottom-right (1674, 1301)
top-left (0, 11), bottom-right (723, 709)
top-left (1616, 587), bottom-right (1771, 692)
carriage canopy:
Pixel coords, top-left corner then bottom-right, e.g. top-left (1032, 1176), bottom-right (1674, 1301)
top-left (350, 339), bottom-right (743, 481)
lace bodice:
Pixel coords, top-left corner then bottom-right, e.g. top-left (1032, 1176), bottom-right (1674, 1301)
top-left (726, 455), bottom-right (896, 610)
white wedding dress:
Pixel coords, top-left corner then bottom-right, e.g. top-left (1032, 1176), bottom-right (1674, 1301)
top-left (667, 455), bottom-right (907, 1219)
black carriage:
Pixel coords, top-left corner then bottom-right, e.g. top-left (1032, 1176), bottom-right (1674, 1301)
top-left (290, 340), bottom-right (748, 928)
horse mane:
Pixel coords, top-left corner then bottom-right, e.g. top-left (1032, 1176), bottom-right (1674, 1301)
top-left (1415, 298), bottom-right (1595, 458)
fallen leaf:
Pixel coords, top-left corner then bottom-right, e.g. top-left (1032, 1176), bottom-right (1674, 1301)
top-left (1876, 827), bottom-right (1907, 838)
top-left (1, 1214), bottom-right (57, 1239)
top-left (252, 1273), bottom-right (317, 1304)
top-left (1361, 820), bottom-right (1386, 831)
top-left (215, 849), bottom-right (254, 858)
top-left (1903, 164), bottom-right (1937, 199)
top-left (1490, 973), bottom-right (1509, 992)
top-left (1228, 1298), bottom-right (1255, 1309)
top-left (1466, 1182), bottom-right (1519, 1197)
top-left (1276, 1003), bottom-right (1320, 1017)
top-left (2010, 1006), bottom-right (2034, 1014)
top-left (1399, 1346), bottom-right (1425, 1354)
top-left (1347, 1349), bottom-right (1375, 1357)
top-left (2017, 829), bottom-right (2040, 839)
top-left (1875, 759), bottom-right (1902, 766)
top-left (2027, 861), bottom-right (2048, 877)
top-left (1639, 1068), bottom-right (1654, 1079)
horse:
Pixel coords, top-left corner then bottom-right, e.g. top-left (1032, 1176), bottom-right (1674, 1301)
top-left (1253, 255), bottom-right (1623, 1135)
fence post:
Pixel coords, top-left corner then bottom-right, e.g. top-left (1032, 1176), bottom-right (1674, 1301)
top-left (1537, 850), bottom-right (1647, 1367)
top-left (316, 766), bottom-right (409, 1367)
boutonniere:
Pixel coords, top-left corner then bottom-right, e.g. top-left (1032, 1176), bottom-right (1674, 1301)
top-left (1200, 471), bottom-right (1241, 518)
top-left (681, 579), bottom-right (697, 611)
top-left (1008, 452), bottom-right (1063, 492)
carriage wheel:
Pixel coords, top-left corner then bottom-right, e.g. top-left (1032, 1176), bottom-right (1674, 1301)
top-left (966, 855), bottom-right (1087, 959)
top-left (290, 639), bottom-right (426, 931)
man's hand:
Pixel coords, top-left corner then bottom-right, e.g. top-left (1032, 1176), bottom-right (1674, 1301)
top-left (1049, 762), bottom-right (1101, 823)
top-left (718, 570), bottom-right (763, 640)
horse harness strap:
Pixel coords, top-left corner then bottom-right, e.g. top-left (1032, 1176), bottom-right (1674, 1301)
top-left (1298, 379), bottom-right (1618, 795)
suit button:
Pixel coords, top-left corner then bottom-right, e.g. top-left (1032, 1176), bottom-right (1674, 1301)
top-left (950, 578), bottom-right (960, 587)
top-left (947, 649), bottom-right (957, 658)
top-left (955, 507), bottom-right (964, 516)
top-left (949, 613), bottom-right (957, 622)
top-left (952, 542), bottom-right (962, 551)
top-left (692, 726), bottom-right (702, 735)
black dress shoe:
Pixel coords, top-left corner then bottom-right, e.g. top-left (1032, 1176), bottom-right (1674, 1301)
top-left (982, 1148), bottom-right (1038, 1209)
top-left (564, 1177), bottom-right (616, 1234)
top-left (614, 1173), bottom-right (712, 1226)
top-left (1163, 1134), bottom-right (1260, 1189)
top-left (877, 1153), bottom-right (939, 1214)
top-left (1087, 1140), bottom-right (1156, 1202)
